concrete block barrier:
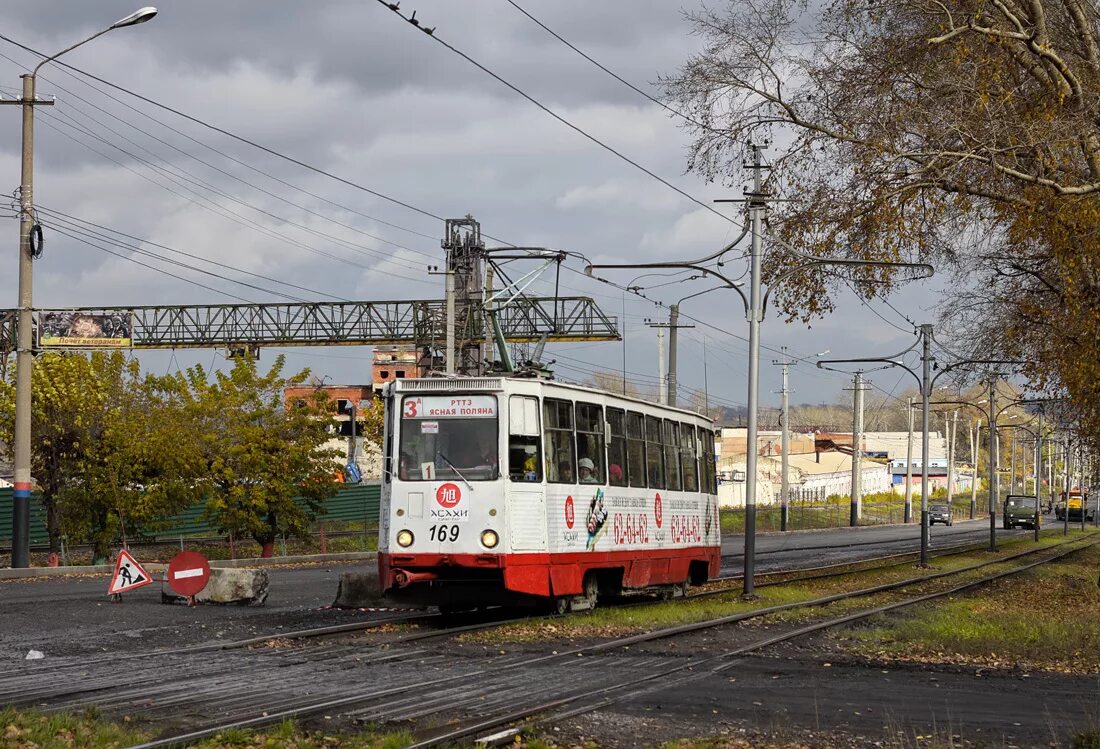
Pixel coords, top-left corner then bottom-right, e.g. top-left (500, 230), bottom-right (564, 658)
top-left (332, 571), bottom-right (383, 608)
top-left (161, 567), bottom-right (269, 605)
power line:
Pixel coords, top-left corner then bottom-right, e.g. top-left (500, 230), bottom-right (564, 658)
top-left (46, 224), bottom-right (255, 304)
top-left (371, 1), bottom-right (738, 228)
top-left (37, 207), bottom-right (343, 302)
top-left (0, 33), bottom-right (448, 226)
top-left (504, 0), bottom-right (707, 131)
top-left (41, 104), bottom-right (434, 278)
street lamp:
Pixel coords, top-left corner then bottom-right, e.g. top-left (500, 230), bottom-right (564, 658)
top-left (588, 144), bottom-right (932, 596)
top-left (5, 7), bottom-right (158, 568)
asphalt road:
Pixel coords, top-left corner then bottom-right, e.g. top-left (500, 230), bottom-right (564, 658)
top-left (0, 515), bottom-right (1072, 661)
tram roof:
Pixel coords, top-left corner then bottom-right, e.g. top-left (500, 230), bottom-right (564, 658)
top-left (388, 375), bottom-right (715, 425)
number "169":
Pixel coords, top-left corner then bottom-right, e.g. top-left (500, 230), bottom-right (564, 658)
top-left (429, 524), bottom-right (460, 542)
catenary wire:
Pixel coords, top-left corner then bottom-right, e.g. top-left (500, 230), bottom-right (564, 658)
top-left (370, 1), bottom-right (739, 228)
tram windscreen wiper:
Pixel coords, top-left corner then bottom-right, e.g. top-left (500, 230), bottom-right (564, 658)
top-left (437, 452), bottom-right (473, 490)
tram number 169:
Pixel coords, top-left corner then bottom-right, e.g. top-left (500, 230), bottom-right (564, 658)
top-left (428, 524), bottom-right (460, 542)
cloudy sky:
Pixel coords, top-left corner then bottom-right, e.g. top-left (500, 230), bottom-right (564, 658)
top-left (0, 0), bottom-right (937, 415)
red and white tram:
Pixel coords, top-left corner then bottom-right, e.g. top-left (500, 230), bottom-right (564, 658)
top-left (378, 376), bottom-right (721, 612)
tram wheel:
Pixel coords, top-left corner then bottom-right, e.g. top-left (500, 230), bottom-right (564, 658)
top-left (581, 574), bottom-right (599, 610)
top-left (552, 596), bottom-right (571, 615)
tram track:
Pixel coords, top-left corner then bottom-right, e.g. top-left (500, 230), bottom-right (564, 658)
top-left (15, 532), bottom-right (1083, 749)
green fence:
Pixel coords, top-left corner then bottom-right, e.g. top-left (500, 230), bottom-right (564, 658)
top-left (0, 483), bottom-right (381, 546)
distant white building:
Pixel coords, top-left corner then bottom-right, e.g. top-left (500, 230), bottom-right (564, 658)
top-left (716, 450), bottom-right (889, 508)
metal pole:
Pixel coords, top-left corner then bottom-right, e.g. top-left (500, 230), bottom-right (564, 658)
top-left (742, 143), bottom-right (764, 597)
top-left (1079, 443), bottom-right (1086, 532)
top-left (850, 371), bottom-right (864, 527)
top-left (904, 397), bottom-right (913, 523)
top-left (1009, 428), bottom-right (1017, 495)
top-left (703, 337), bottom-right (709, 414)
top-left (970, 420), bottom-right (980, 520)
top-left (946, 411), bottom-right (957, 512)
top-left (621, 291), bottom-right (627, 395)
top-left (11, 73), bottom-right (36, 569)
top-left (919, 324), bottom-right (931, 566)
top-left (657, 329), bottom-right (667, 406)
top-left (1034, 411), bottom-right (1042, 542)
top-left (668, 303), bottom-right (679, 408)
top-left (779, 357), bottom-right (790, 531)
top-left (988, 379), bottom-right (997, 551)
top-left (1063, 437), bottom-right (1071, 536)
top-left (444, 263), bottom-right (456, 376)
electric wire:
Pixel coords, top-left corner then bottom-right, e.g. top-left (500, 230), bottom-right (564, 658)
top-left (41, 215), bottom-right (305, 302)
top-left (504, 0), bottom-right (709, 133)
top-left (34, 110), bottom-right (436, 286)
top-left (0, 34), bottom-right (447, 228)
top-left (17, 56), bottom-right (442, 260)
top-left (46, 224), bottom-right (255, 304)
top-left (37, 207), bottom-right (344, 302)
top-left (370, 1), bottom-right (738, 228)
top-left (41, 104), bottom-right (435, 279)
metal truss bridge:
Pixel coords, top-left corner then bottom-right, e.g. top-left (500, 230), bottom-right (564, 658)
top-left (0, 296), bottom-right (619, 353)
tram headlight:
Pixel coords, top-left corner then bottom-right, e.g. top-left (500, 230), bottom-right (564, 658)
top-left (396, 529), bottom-right (415, 548)
top-left (480, 529), bottom-right (499, 549)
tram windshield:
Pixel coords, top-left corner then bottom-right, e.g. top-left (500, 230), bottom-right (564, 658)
top-left (398, 394), bottom-right (499, 481)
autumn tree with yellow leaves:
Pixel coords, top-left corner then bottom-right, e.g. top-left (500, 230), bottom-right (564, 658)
top-left (664, 0), bottom-right (1100, 435)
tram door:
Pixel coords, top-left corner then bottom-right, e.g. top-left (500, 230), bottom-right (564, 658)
top-left (507, 395), bottom-right (548, 552)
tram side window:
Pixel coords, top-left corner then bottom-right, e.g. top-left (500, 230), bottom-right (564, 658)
top-left (699, 427), bottom-right (716, 493)
top-left (645, 415), bottom-right (665, 489)
top-left (383, 395), bottom-right (394, 484)
top-left (575, 402), bottom-right (606, 485)
top-left (626, 411), bottom-right (647, 488)
top-left (607, 408), bottom-right (628, 487)
top-left (508, 395), bottom-right (541, 482)
top-left (680, 423), bottom-right (699, 492)
top-left (663, 419), bottom-right (682, 491)
top-left (544, 398), bottom-right (576, 483)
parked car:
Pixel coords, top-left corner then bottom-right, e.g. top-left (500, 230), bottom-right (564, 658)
top-left (1003, 494), bottom-right (1040, 529)
top-left (929, 503), bottom-right (953, 526)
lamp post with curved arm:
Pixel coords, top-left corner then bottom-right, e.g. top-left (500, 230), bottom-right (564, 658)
top-left (4, 7), bottom-right (158, 568)
top-left (586, 145), bottom-right (933, 596)
top-left (819, 329), bottom-right (1022, 564)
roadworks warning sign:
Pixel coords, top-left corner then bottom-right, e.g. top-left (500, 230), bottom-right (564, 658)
top-left (108, 550), bottom-right (153, 595)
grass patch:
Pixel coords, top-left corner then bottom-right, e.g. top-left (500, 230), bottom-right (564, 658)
top-left (0, 710), bottom-right (413, 749)
top-left (720, 498), bottom-right (987, 534)
top-left (462, 530), bottom-right (1097, 644)
top-left (0, 706), bottom-right (148, 749)
top-left (836, 543), bottom-right (1100, 673)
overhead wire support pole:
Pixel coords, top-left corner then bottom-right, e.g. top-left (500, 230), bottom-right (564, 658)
top-left (905, 397), bottom-right (914, 523)
top-left (1, 6), bottom-right (157, 569)
top-left (588, 144), bottom-right (932, 597)
top-left (819, 336), bottom-right (1020, 566)
top-left (849, 371), bottom-right (865, 527)
top-left (773, 347), bottom-right (793, 532)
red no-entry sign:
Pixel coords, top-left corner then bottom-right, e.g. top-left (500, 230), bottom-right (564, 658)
top-left (167, 551), bottom-right (211, 597)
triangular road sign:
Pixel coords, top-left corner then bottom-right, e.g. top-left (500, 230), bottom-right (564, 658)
top-left (108, 550), bottom-right (153, 595)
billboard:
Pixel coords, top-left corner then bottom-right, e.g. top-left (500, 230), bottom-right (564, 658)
top-left (38, 311), bottom-right (133, 349)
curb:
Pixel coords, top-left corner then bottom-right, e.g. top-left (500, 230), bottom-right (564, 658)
top-left (0, 551), bottom-right (377, 580)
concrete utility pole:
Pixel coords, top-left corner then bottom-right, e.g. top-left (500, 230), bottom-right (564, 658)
top-left (970, 420), bottom-right (980, 519)
top-left (1009, 428), bottom-right (1017, 495)
top-left (774, 348), bottom-right (792, 531)
top-left (3, 6), bottom-right (157, 568)
top-left (987, 379), bottom-right (998, 551)
top-left (1035, 410), bottom-right (1043, 542)
top-left (742, 143), bottom-right (765, 596)
top-left (1079, 443), bottom-right (1086, 532)
top-left (905, 397), bottom-right (914, 522)
top-left (918, 324), bottom-right (932, 565)
top-left (849, 371), bottom-right (865, 526)
top-left (646, 303), bottom-right (695, 408)
top-left (1063, 436), bottom-right (1071, 536)
top-left (945, 411), bottom-right (957, 509)
top-left (657, 329), bottom-right (667, 405)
